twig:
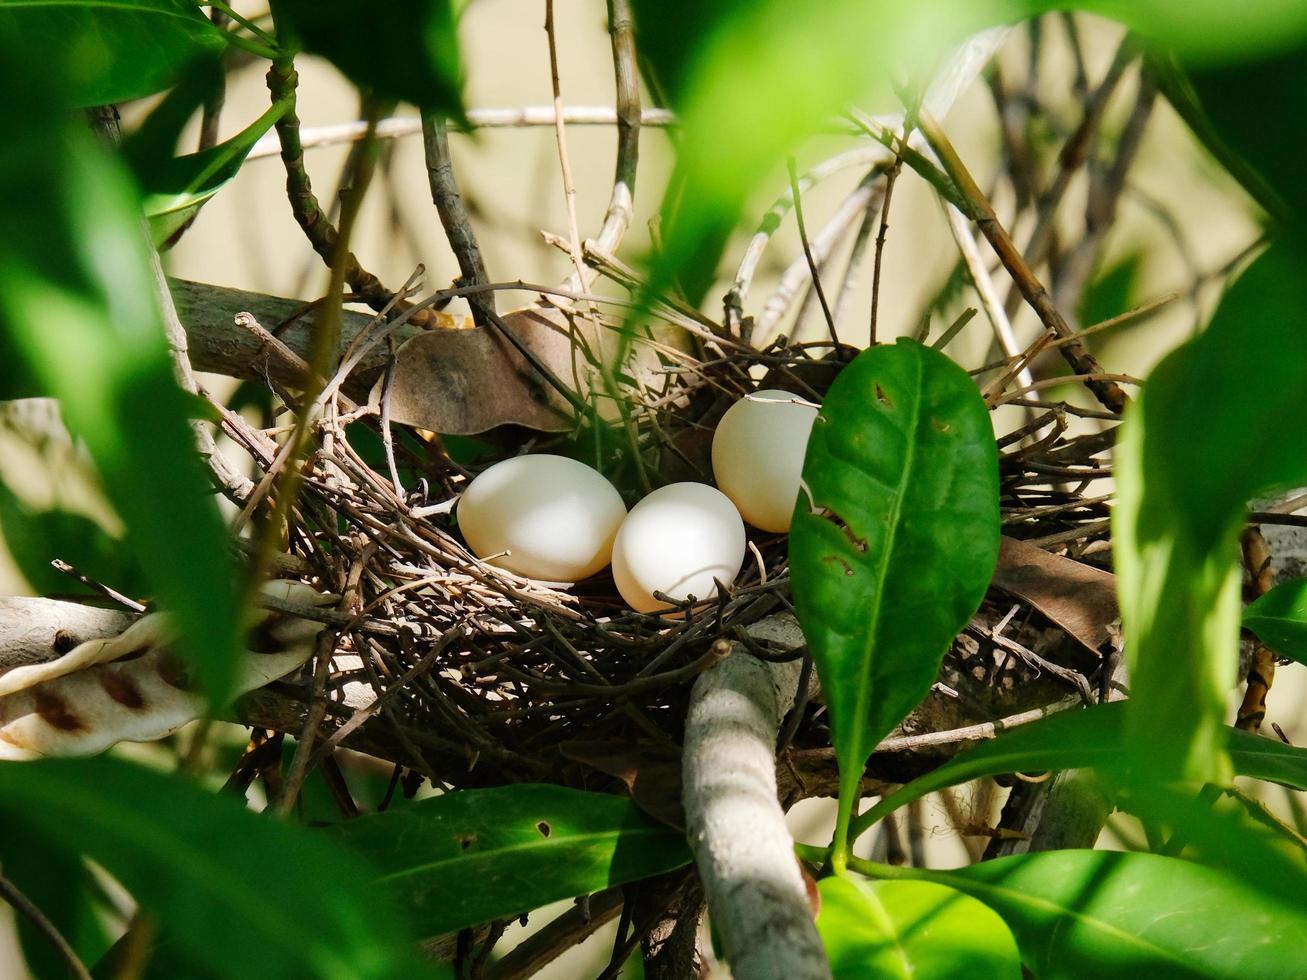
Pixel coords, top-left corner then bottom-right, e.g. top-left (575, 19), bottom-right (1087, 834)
top-left (869, 127), bottom-right (907, 345)
top-left (49, 559), bottom-right (146, 613)
top-left (420, 113), bottom-right (494, 320)
top-left (592, 0), bottom-right (641, 257)
top-left (786, 157), bottom-right (839, 346)
top-left (246, 107), bottom-right (678, 161)
top-left (918, 109), bottom-right (1128, 413)
top-left (483, 889), bottom-right (626, 980)
top-left (0, 871), bottom-right (93, 980)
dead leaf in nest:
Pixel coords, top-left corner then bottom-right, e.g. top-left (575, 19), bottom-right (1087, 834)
top-left (991, 536), bottom-right (1118, 657)
top-left (374, 306), bottom-right (590, 434)
top-left (560, 739), bottom-right (685, 829)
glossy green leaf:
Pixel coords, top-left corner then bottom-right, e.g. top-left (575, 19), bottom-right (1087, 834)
top-left (333, 784), bottom-right (691, 936)
top-left (0, 52), bottom-right (240, 701)
top-left (272, 0), bottom-right (464, 118)
top-left (790, 338), bottom-right (999, 861)
top-left (0, 757), bottom-right (418, 979)
top-left (903, 850), bottom-right (1307, 979)
top-left (817, 877), bottom-right (1020, 980)
top-left (1113, 234), bottom-right (1307, 786)
top-left (850, 700), bottom-right (1307, 839)
top-left (1243, 576), bottom-right (1307, 664)
top-left (0, 0), bottom-right (224, 106)
top-left (143, 99), bottom-right (291, 248)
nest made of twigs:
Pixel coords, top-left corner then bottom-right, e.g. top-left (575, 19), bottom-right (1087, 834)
top-left (227, 309), bottom-right (1116, 801)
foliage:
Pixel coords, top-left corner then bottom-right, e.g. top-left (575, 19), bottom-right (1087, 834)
top-left (1, 0), bottom-right (1306, 976)
top-left (790, 339), bottom-right (1000, 867)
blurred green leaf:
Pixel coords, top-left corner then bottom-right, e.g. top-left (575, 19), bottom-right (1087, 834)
top-left (1079, 252), bottom-right (1143, 329)
top-left (0, 833), bottom-right (115, 980)
top-left (0, 0), bottom-right (225, 106)
top-left (904, 850), bottom-right (1307, 978)
top-left (790, 339), bottom-right (999, 864)
top-left (0, 52), bottom-right (240, 701)
top-left (143, 99), bottom-right (291, 248)
top-left (0, 757), bottom-right (420, 979)
top-left (0, 480), bottom-right (145, 598)
top-left (851, 701), bottom-right (1307, 839)
top-left (817, 877), bottom-right (1021, 979)
top-left (332, 784), bottom-right (691, 936)
top-left (271, 0), bottom-right (464, 119)
top-left (123, 54), bottom-right (227, 177)
top-left (1244, 576), bottom-right (1307, 665)
top-left (1113, 234), bottom-right (1307, 785)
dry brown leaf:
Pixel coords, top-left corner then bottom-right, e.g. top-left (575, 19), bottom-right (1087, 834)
top-left (991, 536), bottom-right (1118, 657)
top-left (376, 306), bottom-right (590, 434)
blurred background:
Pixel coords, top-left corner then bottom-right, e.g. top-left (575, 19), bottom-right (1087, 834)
top-left (0, 3), bottom-right (1295, 976)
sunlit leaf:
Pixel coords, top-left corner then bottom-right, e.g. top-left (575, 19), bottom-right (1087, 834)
top-left (1243, 576), bottom-right (1307, 664)
top-left (907, 850), bottom-right (1307, 978)
top-left (850, 700), bottom-right (1307, 839)
top-left (0, 0), bottom-right (224, 106)
top-left (0, 50), bottom-right (240, 701)
top-left (817, 877), bottom-right (1021, 979)
top-left (272, 0), bottom-right (464, 119)
top-left (332, 784), bottom-right (691, 936)
top-left (790, 339), bottom-right (999, 860)
top-left (0, 758), bottom-right (419, 979)
top-left (1113, 234), bottom-right (1307, 786)
top-left (143, 99), bottom-right (292, 248)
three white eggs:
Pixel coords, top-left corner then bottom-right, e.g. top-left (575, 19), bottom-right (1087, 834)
top-left (455, 388), bottom-right (818, 612)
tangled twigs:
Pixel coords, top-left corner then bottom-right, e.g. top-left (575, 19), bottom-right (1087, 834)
top-left (918, 110), bottom-right (1129, 414)
top-left (1237, 526), bottom-right (1277, 732)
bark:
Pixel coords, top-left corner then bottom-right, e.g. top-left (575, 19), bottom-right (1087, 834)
top-left (681, 615), bottom-right (829, 980)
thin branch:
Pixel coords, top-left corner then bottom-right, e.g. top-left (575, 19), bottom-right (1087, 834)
top-left (786, 157), bottom-right (839, 346)
top-left (0, 871), bottom-right (93, 980)
top-left (592, 0), bottom-right (641, 257)
top-left (420, 113), bottom-right (495, 320)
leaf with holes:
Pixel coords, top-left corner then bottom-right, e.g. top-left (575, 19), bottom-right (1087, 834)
top-left (1243, 576), bottom-right (1307, 665)
top-left (790, 338), bottom-right (998, 860)
top-left (906, 850), bottom-right (1307, 978)
top-left (0, 0), bottom-right (225, 107)
top-left (849, 700), bottom-right (1307, 841)
top-left (332, 784), bottom-right (691, 936)
top-left (818, 877), bottom-right (1020, 979)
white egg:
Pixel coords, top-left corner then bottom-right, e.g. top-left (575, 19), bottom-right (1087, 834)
top-left (711, 389), bottom-right (818, 532)
top-left (612, 483), bottom-right (746, 613)
top-left (457, 454), bottom-right (626, 582)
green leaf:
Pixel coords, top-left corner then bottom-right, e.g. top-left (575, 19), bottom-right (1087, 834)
top-left (1113, 233), bottom-right (1307, 786)
top-left (903, 850), bottom-right (1307, 979)
top-left (817, 877), bottom-right (1020, 979)
top-left (790, 338), bottom-right (999, 864)
top-left (271, 0), bottom-right (464, 118)
top-left (0, 479), bottom-right (145, 598)
top-left (332, 784), bottom-right (691, 936)
top-left (0, 757), bottom-right (419, 979)
top-left (0, 0), bottom-right (224, 107)
top-left (850, 700), bottom-right (1307, 839)
top-left (143, 99), bottom-right (291, 248)
top-left (1244, 576), bottom-right (1307, 664)
top-left (0, 50), bottom-right (240, 701)
top-left (0, 833), bottom-right (115, 980)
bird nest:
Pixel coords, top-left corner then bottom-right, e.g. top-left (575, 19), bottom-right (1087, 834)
top-left (222, 293), bottom-right (1118, 805)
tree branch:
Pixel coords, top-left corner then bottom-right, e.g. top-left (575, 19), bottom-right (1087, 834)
top-left (681, 615), bottom-right (828, 980)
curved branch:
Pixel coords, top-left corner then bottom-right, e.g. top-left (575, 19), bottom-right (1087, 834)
top-left (681, 616), bottom-right (829, 980)
top-left (591, 0), bottom-right (641, 258)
